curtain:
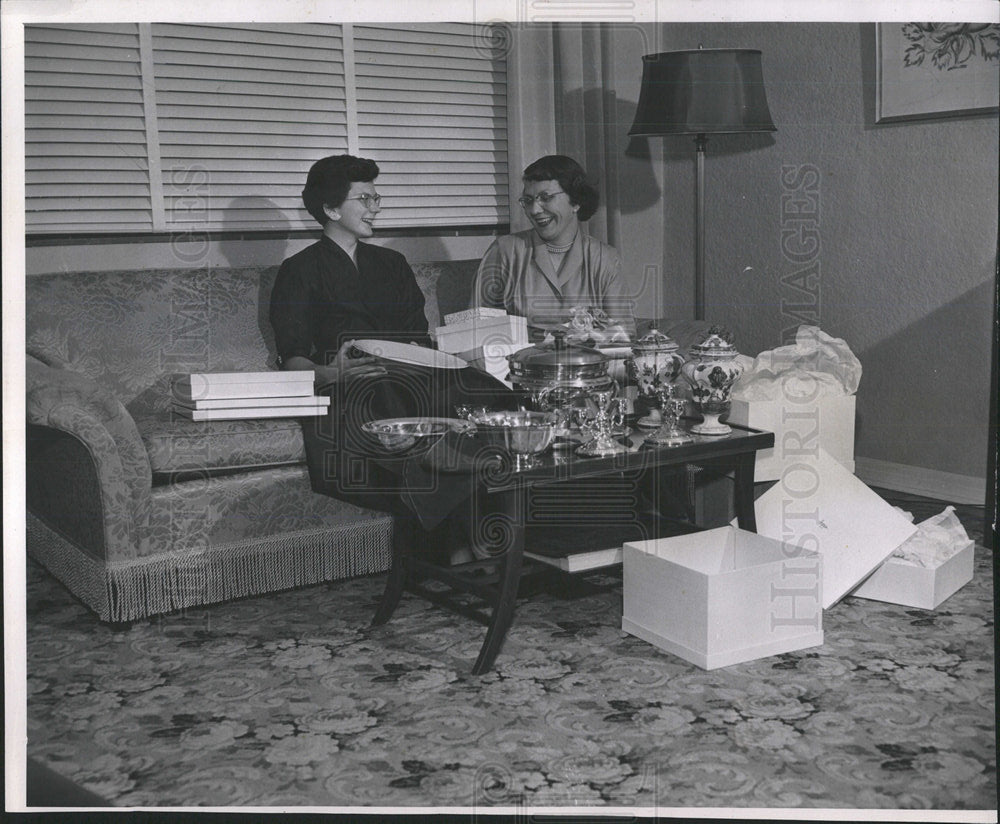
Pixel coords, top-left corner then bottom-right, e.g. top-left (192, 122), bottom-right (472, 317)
top-left (504, 24), bottom-right (557, 235)
top-left (507, 23), bottom-right (620, 246)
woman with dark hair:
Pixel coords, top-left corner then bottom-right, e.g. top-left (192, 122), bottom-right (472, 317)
top-left (270, 153), bottom-right (430, 389)
top-left (270, 154), bottom-right (508, 513)
top-left (471, 154), bottom-right (635, 337)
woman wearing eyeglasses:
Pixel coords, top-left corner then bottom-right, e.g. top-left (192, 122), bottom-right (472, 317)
top-left (270, 154), bottom-right (510, 514)
top-left (471, 154), bottom-right (635, 338)
top-left (270, 154), bottom-right (430, 389)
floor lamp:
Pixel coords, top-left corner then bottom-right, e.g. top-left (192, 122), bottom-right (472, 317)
top-left (629, 49), bottom-right (776, 321)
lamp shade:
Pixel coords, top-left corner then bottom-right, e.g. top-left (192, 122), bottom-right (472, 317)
top-left (629, 49), bottom-right (776, 136)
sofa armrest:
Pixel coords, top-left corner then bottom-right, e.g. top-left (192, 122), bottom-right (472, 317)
top-left (26, 357), bottom-right (152, 561)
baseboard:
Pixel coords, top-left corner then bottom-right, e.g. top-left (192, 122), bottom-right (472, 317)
top-left (854, 458), bottom-right (986, 506)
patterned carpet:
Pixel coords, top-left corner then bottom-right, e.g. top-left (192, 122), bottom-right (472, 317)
top-left (24, 492), bottom-right (996, 812)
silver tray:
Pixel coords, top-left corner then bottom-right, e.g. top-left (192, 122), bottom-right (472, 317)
top-left (361, 417), bottom-right (474, 452)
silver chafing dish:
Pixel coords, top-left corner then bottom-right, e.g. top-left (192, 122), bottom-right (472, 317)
top-left (506, 337), bottom-right (615, 435)
top-left (507, 336), bottom-right (613, 396)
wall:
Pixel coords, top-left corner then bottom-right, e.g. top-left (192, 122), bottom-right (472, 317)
top-left (608, 22), bottom-right (997, 488)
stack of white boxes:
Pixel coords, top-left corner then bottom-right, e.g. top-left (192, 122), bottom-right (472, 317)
top-left (172, 371), bottom-right (329, 421)
top-left (434, 308), bottom-right (529, 387)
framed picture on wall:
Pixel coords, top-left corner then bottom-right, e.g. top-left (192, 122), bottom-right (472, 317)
top-left (876, 22), bottom-right (1000, 122)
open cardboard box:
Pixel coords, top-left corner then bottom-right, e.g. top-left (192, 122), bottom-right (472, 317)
top-left (622, 526), bottom-right (824, 670)
top-left (850, 538), bottom-right (975, 610)
top-left (725, 394), bottom-right (856, 482)
top-left (744, 448), bottom-right (919, 609)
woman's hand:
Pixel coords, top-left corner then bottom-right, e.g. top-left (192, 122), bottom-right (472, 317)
top-left (283, 344), bottom-right (386, 391)
top-left (329, 340), bottom-right (387, 383)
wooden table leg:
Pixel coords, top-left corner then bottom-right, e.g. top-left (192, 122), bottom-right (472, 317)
top-left (371, 515), bottom-right (415, 626)
top-left (471, 488), bottom-right (526, 675)
top-left (733, 451), bottom-right (758, 532)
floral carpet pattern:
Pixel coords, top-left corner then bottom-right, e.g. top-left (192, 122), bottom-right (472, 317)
top-left (25, 496), bottom-right (995, 811)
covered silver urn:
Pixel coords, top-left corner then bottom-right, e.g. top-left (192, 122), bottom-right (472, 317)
top-left (506, 337), bottom-right (614, 436)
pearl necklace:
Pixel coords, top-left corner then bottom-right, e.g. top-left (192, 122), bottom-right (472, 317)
top-left (545, 238), bottom-right (575, 254)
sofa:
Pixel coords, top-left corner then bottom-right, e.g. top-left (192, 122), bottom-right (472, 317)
top-left (25, 253), bottom-right (710, 624)
top-left (25, 257), bottom-right (491, 623)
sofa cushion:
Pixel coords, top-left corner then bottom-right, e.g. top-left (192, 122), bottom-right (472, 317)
top-left (411, 259), bottom-right (480, 331)
top-left (26, 267), bottom-right (282, 415)
top-left (134, 411), bottom-right (306, 481)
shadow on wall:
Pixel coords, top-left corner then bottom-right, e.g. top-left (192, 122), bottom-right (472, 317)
top-left (555, 85), bottom-right (663, 216)
top-left (626, 124), bottom-right (777, 170)
top-left (217, 197), bottom-right (291, 270)
top-left (855, 278), bottom-right (993, 478)
top-left (858, 21), bottom-right (881, 130)
top-left (218, 197), bottom-right (292, 364)
top-left (378, 235), bottom-right (451, 268)
top-left (554, 85), bottom-right (777, 220)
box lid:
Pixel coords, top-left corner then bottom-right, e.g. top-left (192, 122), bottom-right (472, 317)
top-left (175, 370), bottom-right (313, 385)
top-left (740, 448), bottom-right (918, 608)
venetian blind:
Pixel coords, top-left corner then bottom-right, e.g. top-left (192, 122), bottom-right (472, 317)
top-left (25, 22), bottom-right (509, 236)
top-left (25, 24), bottom-right (153, 233)
top-left (352, 23), bottom-right (509, 227)
top-left (151, 23), bottom-right (348, 232)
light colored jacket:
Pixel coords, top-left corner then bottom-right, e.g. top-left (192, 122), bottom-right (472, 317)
top-left (471, 229), bottom-right (636, 334)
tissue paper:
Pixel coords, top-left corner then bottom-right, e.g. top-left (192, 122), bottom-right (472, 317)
top-left (851, 505), bottom-right (976, 608)
top-left (732, 326), bottom-right (862, 402)
top-left (890, 506), bottom-right (972, 569)
top-left (725, 326), bottom-right (859, 479)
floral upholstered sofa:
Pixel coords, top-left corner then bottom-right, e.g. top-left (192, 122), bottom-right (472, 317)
top-left (24, 258), bottom-right (480, 623)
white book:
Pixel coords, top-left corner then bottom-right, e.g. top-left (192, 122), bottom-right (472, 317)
top-left (177, 370), bottom-right (314, 385)
top-left (173, 395), bottom-right (330, 410)
top-left (172, 403), bottom-right (329, 421)
top-left (173, 373), bottom-right (315, 401)
top-left (525, 546), bottom-right (623, 573)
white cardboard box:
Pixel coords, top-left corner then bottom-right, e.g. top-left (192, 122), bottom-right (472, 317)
top-left (622, 526), bottom-right (824, 670)
top-left (458, 342), bottom-right (529, 388)
top-left (747, 448), bottom-right (919, 609)
top-left (443, 307), bottom-right (507, 325)
top-left (725, 394), bottom-right (856, 481)
top-left (850, 540), bottom-right (975, 609)
top-left (434, 315), bottom-right (529, 354)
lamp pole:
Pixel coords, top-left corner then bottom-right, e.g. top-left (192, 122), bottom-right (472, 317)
top-left (695, 133), bottom-right (707, 321)
top-left (628, 49), bottom-right (775, 324)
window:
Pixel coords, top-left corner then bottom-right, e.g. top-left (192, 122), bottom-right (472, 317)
top-left (25, 22), bottom-right (509, 236)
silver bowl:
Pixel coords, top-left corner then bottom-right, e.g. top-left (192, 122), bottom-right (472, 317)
top-left (361, 418), bottom-right (466, 453)
top-left (469, 410), bottom-right (559, 468)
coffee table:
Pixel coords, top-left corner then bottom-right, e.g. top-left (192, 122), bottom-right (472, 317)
top-left (371, 422), bottom-right (774, 674)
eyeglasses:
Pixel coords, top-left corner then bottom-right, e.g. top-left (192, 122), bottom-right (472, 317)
top-left (517, 190), bottom-right (566, 210)
top-left (344, 193), bottom-right (382, 209)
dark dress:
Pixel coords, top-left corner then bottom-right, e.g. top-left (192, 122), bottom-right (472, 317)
top-left (270, 236), bottom-right (510, 518)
